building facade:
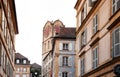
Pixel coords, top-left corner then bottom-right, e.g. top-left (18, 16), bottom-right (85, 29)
top-left (0, 0), bottom-right (18, 77)
top-left (14, 53), bottom-right (30, 77)
top-left (42, 20), bottom-right (76, 77)
top-left (75, 0), bottom-right (120, 77)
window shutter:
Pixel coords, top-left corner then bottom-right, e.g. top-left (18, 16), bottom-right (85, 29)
top-left (68, 72), bottom-right (72, 77)
top-left (84, 4), bottom-right (87, 19)
top-left (69, 43), bottom-right (73, 51)
top-left (59, 56), bottom-right (62, 66)
top-left (68, 56), bottom-right (72, 66)
top-left (59, 72), bottom-right (62, 77)
top-left (112, 32), bottom-right (114, 57)
top-left (59, 43), bottom-right (63, 50)
top-left (114, 28), bottom-right (120, 56)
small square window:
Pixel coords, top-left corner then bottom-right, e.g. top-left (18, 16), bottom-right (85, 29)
top-left (23, 60), bottom-right (26, 64)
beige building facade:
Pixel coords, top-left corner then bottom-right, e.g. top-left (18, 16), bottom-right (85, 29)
top-left (75, 0), bottom-right (120, 77)
top-left (0, 0), bottom-right (18, 77)
top-left (14, 53), bottom-right (30, 77)
top-left (42, 20), bottom-right (76, 77)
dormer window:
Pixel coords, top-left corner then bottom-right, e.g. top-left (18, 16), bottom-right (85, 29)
top-left (23, 60), bottom-right (26, 64)
top-left (16, 59), bottom-right (20, 64)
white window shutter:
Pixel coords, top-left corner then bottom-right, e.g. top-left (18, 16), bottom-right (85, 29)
top-left (59, 72), bottom-right (62, 77)
top-left (68, 56), bottom-right (72, 66)
top-left (59, 56), bottom-right (62, 66)
top-left (69, 43), bottom-right (72, 51)
top-left (68, 72), bottom-right (72, 77)
top-left (59, 43), bottom-right (63, 50)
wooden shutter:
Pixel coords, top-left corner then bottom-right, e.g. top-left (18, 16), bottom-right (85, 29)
top-left (59, 56), bottom-right (62, 66)
top-left (69, 43), bottom-right (72, 51)
top-left (93, 47), bottom-right (98, 69)
top-left (59, 43), bottom-right (63, 50)
top-left (68, 56), bottom-right (72, 66)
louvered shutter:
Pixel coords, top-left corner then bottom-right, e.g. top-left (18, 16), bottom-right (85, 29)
top-left (112, 32), bottom-right (114, 57)
top-left (69, 43), bottom-right (72, 51)
top-left (59, 72), bottom-right (62, 77)
top-left (68, 56), bottom-right (72, 66)
top-left (59, 56), bottom-right (62, 66)
top-left (59, 43), bottom-right (63, 50)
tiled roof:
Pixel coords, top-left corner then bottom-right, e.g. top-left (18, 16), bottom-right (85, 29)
top-left (55, 27), bottom-right (76, 38)
top-left (15, 53), bottom-right (28, 59)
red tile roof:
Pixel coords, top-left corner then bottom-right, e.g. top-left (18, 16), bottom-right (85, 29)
top-left (55, 27), bottom-right (76, 38)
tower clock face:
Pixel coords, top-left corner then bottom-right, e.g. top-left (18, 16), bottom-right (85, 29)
top-left (44, 26), bottom-right (51, 38)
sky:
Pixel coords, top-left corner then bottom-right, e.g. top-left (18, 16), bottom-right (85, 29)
top-left (15, 0), bottom-right (77, 65)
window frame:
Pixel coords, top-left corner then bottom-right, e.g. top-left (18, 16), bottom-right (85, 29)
top-left (63, 43), bottom-right (69, 50)
top-left (81, 29), bottom-right (87, 47)
top-left (80, 58), bottom-right (85, 76)
top-left (62, 56), bottom-right (68, 66)
top-left (92, 47), bottom-right (99, 69)
top-left (62, 72), bottom-right (68, 77)
top-left (112, 27), bottom-right (120, 57)
top-left (112, 0), bottom-right (120, 14)
top-left (23, 59), bottom-right (27, 64)
top-left (93, 14), bottom-right (98, 34)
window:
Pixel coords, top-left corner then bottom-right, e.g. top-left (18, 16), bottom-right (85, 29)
top-left (15, 74), bottom-right (20, 77)
top-left (112, 27), bottom-right (120, 57)
top-left (92, 47), bottom-right (98, 69)
top-left (17, 68), bottom-right (20, 72)
top-left (81, 29), bottom-right (87, 47)
top-left (23, 68), bottom-right (27, 72)
top-left (63, 43), bottom-right (69, 50)
top-left (112, 0), bottom-right (120, 14)
top-left (16, 59), bottom-right (20, 64)
top-left (62, 72), bottom-right (68, 77)
top-left (81, 4), bottom-right (87, 22)
top-left (23, 60), bottom-right (26, 64)
top-left (22, 74), bottom-right (27, 77)
top-left (62, 56), bottom-right (68, 66)
top-left (59, 43), bottom-right (73, 51)
top-left (93, 14), bottom-right (98, 34)
top-left (80, 58), bottom-right (85, 76)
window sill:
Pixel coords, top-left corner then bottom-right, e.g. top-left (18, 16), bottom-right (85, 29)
top-left (90, 37), bottom-right (100, 47)
top-left (91, 30), bottom-right (100, 39)
top-left (107, 16), bottom-right (120, 30)
top-left (109, 8), bottom-right (120, 20)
